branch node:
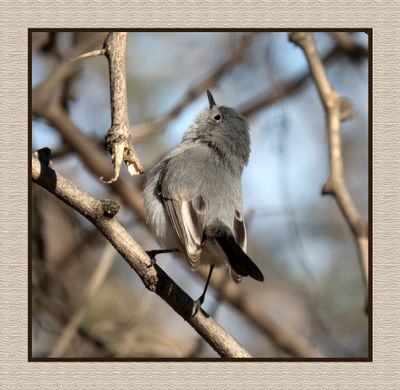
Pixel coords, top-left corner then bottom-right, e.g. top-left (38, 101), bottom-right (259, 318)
top-left (340, 97), bottom-right (356, 121)
top-left (100, 126), bottom-right (144, 183)
top-left (144, 272), bottom-right (159, 292)
top-left (321, 178), bottom-right (334, 195)
top-left (101, 199), bottom-right (120, 218)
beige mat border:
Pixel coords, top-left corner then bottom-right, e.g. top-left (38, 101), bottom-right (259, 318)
top-left (1, 1), bottom-right (398, 389)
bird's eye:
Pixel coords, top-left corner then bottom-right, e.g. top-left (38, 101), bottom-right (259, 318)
top-left (212, 114), bottom-right (222, 122)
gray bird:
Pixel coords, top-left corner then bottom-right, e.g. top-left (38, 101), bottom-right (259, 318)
top-left (144, 90), bottom-right (264, 313)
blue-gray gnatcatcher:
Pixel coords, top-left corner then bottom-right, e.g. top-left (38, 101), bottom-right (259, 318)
top-left (144, 90), bottom-right (264, 313)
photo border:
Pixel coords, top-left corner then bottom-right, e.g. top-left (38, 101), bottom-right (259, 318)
top-left (2, 2), bottom-right (398, 388)
top-left (28, 28), bottom-right (372, 363)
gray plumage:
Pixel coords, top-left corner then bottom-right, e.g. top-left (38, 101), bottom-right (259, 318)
top-left (144, 90), bottom-right (264, 284)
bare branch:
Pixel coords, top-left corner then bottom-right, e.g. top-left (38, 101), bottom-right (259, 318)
top-left (102, 32), bottom-right (143, 181)
top-left (69, 49), bottom-right (105, 61)
top-left (198, 268), bottom-right (324, 358)
top-left (73, 32), bottom-right (144, 182)
top-left (32, 150), bottom-right (252, 358)
top-left (289, 32), bottom-right (368, 294)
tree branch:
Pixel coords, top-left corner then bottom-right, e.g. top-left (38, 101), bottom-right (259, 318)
top-left (41, 103), bottom-right (146, 220)
top-left (73, 32), bottom-right (144, 182)
top-left (32, 149), bottom-right (252, 358)
top-left (199, 268), bottom-right (324, 358)
top-left (289, 32), bottom-right (368, 296)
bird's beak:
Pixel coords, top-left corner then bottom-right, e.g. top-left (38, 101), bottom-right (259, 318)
top-left (207, 90), bottom-right (216, 109)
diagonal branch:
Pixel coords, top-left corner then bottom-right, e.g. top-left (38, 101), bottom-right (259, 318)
top-left (32, 149), bottom-right (251, 358)
top-left (198, 268), bottom-right (324, 358)
top-left (289, 32), bottom-right (368, 296)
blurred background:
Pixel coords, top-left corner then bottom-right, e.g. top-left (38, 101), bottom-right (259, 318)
top-left (31, 31), bottom-right (369, 358)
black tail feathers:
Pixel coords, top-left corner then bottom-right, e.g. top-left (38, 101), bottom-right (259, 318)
top-left (208, 223), bottom-right (264, 282)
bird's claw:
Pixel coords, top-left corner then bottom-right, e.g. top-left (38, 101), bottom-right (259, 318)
top-left (145, 248), bottom-right (179, 268)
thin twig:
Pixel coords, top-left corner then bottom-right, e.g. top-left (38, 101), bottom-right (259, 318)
top-left (69, 49), bottom-right (105, 61)
top-left (289, 32), bottom-right (368, 294)
top-left (32, 33), bottom-right (107, 119)
top-left (32, 150), bottom-right (252, 358)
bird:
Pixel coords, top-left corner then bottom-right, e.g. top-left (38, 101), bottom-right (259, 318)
top-left (143, 90), bottom-right (264, 315)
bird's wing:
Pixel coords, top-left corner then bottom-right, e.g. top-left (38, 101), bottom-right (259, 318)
top-left (230, 210), bottom-right (247, 283)
top-left (233, 210), bottom-right (247, 252)
top-left (158, 167), bottom-right (206, 269)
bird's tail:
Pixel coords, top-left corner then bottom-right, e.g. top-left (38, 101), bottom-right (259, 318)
top-left (206, 222), bottom-right (264, 282)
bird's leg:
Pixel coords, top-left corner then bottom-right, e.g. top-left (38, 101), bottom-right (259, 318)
top-left (146, 248), bottom-right (179, 268)
top-left (192, 265), bottom-right (215, 317)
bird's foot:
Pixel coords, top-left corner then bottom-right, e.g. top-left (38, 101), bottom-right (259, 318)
top-left (191, 297), bottom-right (203, 318)
top-left (145, 248), bottom-right (179, 268)
top-left (191, 295), bottom-right (209, 318)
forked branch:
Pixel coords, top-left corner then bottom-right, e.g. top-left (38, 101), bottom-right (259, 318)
top-left (289, 32), bottom-right (368, 297)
